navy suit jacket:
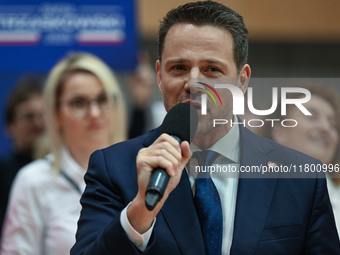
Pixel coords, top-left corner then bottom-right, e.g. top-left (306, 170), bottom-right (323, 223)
top-left (71, 125), bottom-right (340, 255)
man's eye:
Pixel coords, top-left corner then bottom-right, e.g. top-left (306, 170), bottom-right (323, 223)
top-left (209, 67), bottom-right (220, 72)
top-left (172, 65), bottom-right (185, 70)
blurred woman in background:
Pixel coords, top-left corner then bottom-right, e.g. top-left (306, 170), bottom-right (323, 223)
top-left (1, 52), bottom-right (127, 255)
top-left (268, 83), bottom-right (340, 236)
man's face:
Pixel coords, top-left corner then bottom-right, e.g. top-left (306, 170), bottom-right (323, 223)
top-left (156, 23), bottom-right (250, 142)
top-left (8, 94), bottom-right (45, 152)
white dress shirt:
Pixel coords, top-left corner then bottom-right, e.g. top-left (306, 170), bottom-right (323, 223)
top-left (1, 147), bottom-right (86, 255)
top-left (121, 117), bottom-right (240, 254)
top-left (326, 176), bottom-right (340, 238)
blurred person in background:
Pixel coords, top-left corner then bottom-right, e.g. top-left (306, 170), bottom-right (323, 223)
top-left (0, 75), bottom-right (45, 240)
top-left (127, 50), bottom-right (157, 139)
top-left (1, 52), bottom-right (127, 255)
top-left (267, 83), bottom-right (340, 236)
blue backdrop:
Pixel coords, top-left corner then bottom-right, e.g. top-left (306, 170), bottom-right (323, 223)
top-left (0, 0), bottom-right (139, 156)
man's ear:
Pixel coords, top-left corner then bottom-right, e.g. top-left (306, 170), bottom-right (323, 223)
top-left (238, 64), bottom-right (251, 94)
top-left (156, 60), bottom-right (163, 94)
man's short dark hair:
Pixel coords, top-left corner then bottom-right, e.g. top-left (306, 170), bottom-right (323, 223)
top-left (158, 0), bottom-right (248, 72)
top-left (5, 75), bottom-right (44, 125)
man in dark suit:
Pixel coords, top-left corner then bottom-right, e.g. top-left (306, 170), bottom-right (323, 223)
top-left (0, 75), bottom-right (45, 241)
top-left (71, 1), bottom-right (340, 254)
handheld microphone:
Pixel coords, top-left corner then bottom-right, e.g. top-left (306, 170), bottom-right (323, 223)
top-left (145, 103), bottom-right (198, 211)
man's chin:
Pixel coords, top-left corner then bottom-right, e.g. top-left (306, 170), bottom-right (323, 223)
top-left (195, 123), bottom-right (214, 137)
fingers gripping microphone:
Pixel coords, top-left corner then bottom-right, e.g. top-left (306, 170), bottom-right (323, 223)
top-left (145, 103), bottom-right (198, 211)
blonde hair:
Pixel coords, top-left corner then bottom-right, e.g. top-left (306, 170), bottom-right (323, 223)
top-left (43, 52), bottom-right (127, 172)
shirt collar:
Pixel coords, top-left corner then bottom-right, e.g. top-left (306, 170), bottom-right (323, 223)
top-left (190, 115), bottom-right (240, 163)
top-left (60, 145), bottom-right (86, 190)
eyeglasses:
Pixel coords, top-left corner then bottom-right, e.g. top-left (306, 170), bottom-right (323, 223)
top-left (59, 94), bottom-right (115, 118)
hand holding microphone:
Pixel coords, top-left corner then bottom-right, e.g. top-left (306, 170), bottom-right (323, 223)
top-left (145, 103), bottom-right (198, 210)
top-left (128, 103), bottom-right (198, 234)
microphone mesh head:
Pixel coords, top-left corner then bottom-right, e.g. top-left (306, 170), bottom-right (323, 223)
top-left (160, 103), bottom-right (198, 143)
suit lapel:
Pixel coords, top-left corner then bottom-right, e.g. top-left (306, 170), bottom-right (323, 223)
top-left (142, 127), bottom-right (161, 147)
top-left (161, 170), bottom-right (206, 255)
top-left (230, 126), bottom-right (279, 255)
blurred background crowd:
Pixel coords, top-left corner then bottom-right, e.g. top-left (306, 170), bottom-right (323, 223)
top-left (0, 0), bottom-right (339, 254)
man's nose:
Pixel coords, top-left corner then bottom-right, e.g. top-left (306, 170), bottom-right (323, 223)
top-left (189, 67), bottom-right (202, 79)
top-left (184, 67), bottom-right (204, 92)
top-left (35, 113), bottom-right (45, 131)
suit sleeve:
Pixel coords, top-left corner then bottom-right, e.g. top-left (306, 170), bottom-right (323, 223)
top-left (70, 150), bottom-right (156, 255)
top-left (303, 160), bottom-right (340, 254)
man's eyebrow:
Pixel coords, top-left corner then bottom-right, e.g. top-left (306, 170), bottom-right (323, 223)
top-left (165, 58), bottom-right (189, 65)
top-left (164, 58), bottom-right (228, 67)
top-left (204, 58), bottom-right (228, 68)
